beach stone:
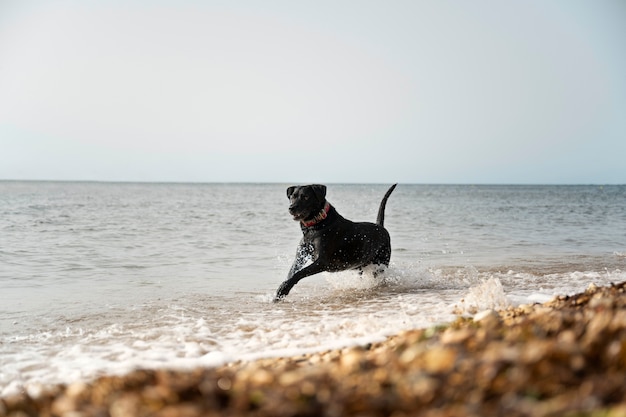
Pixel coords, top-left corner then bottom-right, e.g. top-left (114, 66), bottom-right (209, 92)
top-left (109, 394), bottom-right (141, 417)
top-left (216, 377), bottom-right (232, 391)
top-left (402, 372), bottom-right (439, 403)
top-left (556, 329), bottom-right (577, 345)
top-left (52, 394), bottom-right (79, 416)
top-left (423, 347), bottom-right (457, 374)
top-left (278, 370), bottom-right (304, 387)
top-left (248, 369), bottom-right (274, 386)
top-left (473, 309), bottom-right (497, 322)
top-left (66, 382), bottom-right (88, 399)
top-left (399, 344), bottom-right (422, 365)
top-left (156, 403), bottom-right (203, 417)
top-left (483, 343), bottom-right (519, 363)
top-left (440, 328), bottom-right (473, 345)
top-left (340, 349), bottom-right (365, 372)
top-left (520, 340), bottom-right (551, 364)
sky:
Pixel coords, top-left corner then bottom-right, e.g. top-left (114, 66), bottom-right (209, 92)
top-left (1, 1), bottom-right (625, 184)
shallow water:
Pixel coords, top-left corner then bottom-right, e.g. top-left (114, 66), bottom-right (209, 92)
top-left (1, 182), bottom-right (624, 395)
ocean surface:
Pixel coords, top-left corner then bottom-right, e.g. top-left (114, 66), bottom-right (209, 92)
top-left (1, 181), bottom-right (625, 396)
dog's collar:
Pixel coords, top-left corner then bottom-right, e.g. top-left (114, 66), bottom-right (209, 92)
top-left (301, 201), bottom-right (331, 227)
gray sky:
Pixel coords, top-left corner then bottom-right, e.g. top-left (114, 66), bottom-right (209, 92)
top-left (1, 1), bottom-right (625, 184)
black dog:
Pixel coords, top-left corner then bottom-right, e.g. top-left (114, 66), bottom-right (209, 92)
top-left (274, 184), bottom-right (397, 301)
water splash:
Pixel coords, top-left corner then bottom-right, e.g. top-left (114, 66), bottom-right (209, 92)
top-left (454, 277), bottom-right (511, 315)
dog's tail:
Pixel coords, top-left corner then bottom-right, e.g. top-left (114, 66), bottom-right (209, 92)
top-left (376, 183), bottom-right (397, 227)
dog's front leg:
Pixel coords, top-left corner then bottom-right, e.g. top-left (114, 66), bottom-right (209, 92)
top-left (274, 242), bottom-right (313, 302)
top-left (274, 261), bottom-right (326, 302)
top-left (287, 241), bottom-right (313, 278)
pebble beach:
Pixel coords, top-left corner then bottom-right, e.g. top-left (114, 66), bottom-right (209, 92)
top-left (3, 281), bottom-right (626, 417)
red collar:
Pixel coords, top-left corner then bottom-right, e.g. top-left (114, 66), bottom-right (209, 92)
top-left (301, 202), bottom-right (331, 227)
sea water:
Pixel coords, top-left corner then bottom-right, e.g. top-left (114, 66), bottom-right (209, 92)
top-left (1, 182), bottom-right (625, 395)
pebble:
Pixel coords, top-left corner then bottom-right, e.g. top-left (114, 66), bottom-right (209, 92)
top-left (440, 328), bottom-right (472, 345)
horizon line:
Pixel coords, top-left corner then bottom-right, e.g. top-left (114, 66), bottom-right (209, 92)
top-left (1, 179), bottom-right (623, 186)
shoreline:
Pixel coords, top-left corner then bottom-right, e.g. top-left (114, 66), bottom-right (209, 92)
top-left (3, 281), bottom-right (626, 417)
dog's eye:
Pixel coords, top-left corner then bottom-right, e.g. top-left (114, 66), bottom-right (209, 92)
top-left (303, 195), bottom-right (309, 200)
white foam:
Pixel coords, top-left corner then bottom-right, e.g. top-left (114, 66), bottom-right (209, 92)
top-left (325, 267), bottom-right (388, 291)
top-left (525, 293), bottom-right (555, 304)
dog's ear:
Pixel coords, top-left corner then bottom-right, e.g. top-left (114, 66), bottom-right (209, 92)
top-left (287, 186), bottom-right (297, 199)
top-left (311, 184), bottom-right (327, 201)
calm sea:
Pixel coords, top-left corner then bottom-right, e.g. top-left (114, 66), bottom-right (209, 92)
top-left (1, 181), bottom-right (625, 395)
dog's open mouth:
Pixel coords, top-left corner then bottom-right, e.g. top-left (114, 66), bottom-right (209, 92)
top-left (289, 208), bottom-right (309, 222)
top-left (290, 212), bottom-right (305, 221)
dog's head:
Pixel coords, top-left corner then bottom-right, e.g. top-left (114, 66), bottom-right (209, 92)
top-left (286, 184), bottom-right (327, 222)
